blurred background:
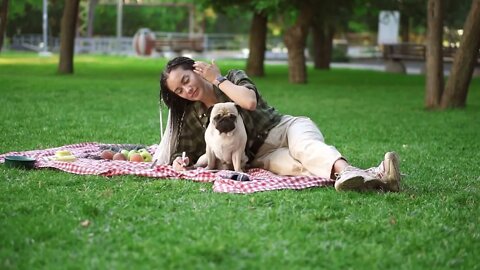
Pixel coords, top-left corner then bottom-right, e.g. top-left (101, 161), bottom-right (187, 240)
top-left (1, 0), bottom-right (470, 62)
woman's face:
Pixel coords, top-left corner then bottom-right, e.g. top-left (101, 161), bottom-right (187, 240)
top-left (166, 67), bottom-right (204, 101)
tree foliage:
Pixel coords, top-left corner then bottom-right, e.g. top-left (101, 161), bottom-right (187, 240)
top-left (7, 0), bottom-right (64, 37)
top-left (349, 0), bottom-right (470, 36)
top-left (93, 5), bottom-right (189, 36)
top-left (6, 0), bottom-right (253, 37)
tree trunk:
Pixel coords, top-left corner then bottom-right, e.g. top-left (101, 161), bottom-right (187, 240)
top-left (87, 0), bottom-right (98, 37)
top-left (246, 11), bottom-right (267, 77)
top-left (0, 0), bottom-right (9, 52)
top-left (440, 0), bottom-right (480, 109)
top-left (425, 0), bottom-right (444, 109)
top-left (58, 0), bottom-right (80, 74)
top-left (284, 4), bottom-right (313, 83)
top-left (312, 20), bottom-right (334, 70)
top-left (400, 14), bottom-right (410, 43)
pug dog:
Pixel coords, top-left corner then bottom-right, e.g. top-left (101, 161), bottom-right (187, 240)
top-left (196, 102), bottom-right (248, 172)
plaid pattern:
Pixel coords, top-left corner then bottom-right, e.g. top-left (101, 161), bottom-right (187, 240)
top-left (0, 143), bottom-right (334, 194)
top-left (213, 168), bottom-right (335, 194)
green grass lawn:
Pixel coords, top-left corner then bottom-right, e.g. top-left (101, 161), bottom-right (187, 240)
top-left (1, 53), bottom-right (479, 269)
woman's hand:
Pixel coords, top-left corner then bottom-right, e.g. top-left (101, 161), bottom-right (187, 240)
top-left (193, 59), bottom-right (257, 111)
top-left (172, 155), bottom-right (190, 171)
top-left (193, 60), bottom-right (220, 84)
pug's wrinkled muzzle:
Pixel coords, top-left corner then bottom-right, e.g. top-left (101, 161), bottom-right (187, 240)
top-left (214, 115), bottom-right (237, 133)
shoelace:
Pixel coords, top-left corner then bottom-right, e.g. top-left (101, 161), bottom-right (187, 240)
top-left (366, 161), bottom-right (405, 184)
top-left (334, 166), bottom-right (362, 181)
top-left (366, 163), bottom-right (384, 179)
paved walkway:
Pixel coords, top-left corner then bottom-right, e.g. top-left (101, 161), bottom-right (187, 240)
top-left (157, 50), bottom-right (476, 76)
top-left (195, 51), bottom-right (456, 76)
top-left (329, 59), bottom-right (454, 75)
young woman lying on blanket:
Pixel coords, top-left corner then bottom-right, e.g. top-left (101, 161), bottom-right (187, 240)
top-left (153, 56), bottom-right (401, 192)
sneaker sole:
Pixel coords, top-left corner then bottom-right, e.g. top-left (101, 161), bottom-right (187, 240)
top-left (335, 175), bottom-right (367, 191)
top-left (384, 152), bottom-right (401, 192)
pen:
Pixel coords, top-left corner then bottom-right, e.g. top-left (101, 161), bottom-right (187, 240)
top-left (181, 151), bottom-right (186, 166)
top-left (150, 158), bottom-right (158, 169)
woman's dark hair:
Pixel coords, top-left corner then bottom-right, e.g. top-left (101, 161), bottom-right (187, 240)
top-left (160, 56), bottom-right (195, 109)
top-left (159, 56), bottom-right (195, 127)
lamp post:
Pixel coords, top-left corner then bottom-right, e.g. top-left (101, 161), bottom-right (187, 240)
top-left (116, 0), bottom-right (123, 54)
top-left (39, 0), bottom-right (51, 56)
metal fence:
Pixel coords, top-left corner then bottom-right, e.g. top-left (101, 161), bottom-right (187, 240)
top-left (10, 33), bottom-right (287, 59)
top-left (11, 35), bottom-right (135, 55)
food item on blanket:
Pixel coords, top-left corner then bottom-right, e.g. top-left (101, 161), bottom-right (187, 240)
top-left (129, 153), bottom-right (144, 162)
top-left (55, 150), bottom-right (72, 157)
top-left (128, 150), bottom-right (138, 160)
top-left (113, 152), bottom-right (127, 161)
top-left (54, 150), bottom-right (76, 162)
top-left (139, 149), bottom-right (153, 162)
top-left (56, 155), bottom-right (76, 162)
top-left (100, 150), bottom-right (115, 160)
top-left (120, 149), bottom-right (130, 159)
top-left (54, 155), bottom-right (76, 162)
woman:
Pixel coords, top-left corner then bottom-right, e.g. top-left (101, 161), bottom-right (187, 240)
top-left (153, 56), bottom-right (401, 192)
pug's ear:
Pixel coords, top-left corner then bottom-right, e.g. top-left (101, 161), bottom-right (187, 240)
top-left (235, 104), bottom-right (242, 113)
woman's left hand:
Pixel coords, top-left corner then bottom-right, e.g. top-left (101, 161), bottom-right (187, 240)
top-left (172, 155), bottom-right (190, 171)
top-left (193, 60), bottom-right (221, 84)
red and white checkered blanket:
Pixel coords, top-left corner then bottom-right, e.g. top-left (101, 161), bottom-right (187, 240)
top-left (0, 142), bottom-right (334, 193)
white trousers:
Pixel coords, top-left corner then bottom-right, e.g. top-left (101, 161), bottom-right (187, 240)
top-left (251, 115), bottom-right (342, 179)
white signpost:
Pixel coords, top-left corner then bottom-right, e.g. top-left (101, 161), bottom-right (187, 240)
top-left (378, 11), bottom-right (400, 45)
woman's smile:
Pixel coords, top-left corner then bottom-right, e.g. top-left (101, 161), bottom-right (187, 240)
top-left (189, 88), bottom-right (198, 99)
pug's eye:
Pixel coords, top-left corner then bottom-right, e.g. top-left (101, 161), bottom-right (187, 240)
top-left (229, 115), bottom-right (237, 121)
top-left (213, 114), bottom-right (222, 122)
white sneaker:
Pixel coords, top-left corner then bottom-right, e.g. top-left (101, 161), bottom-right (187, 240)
top-left (335, 152), bottom-right (401, 192)
top-left (334, 166), bottom-right (382, 191)
top-left (365, 152), bottom-right (401, 192)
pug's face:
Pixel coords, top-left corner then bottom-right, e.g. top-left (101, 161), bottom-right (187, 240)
top-left (210, 102), bottom-right (239, 134)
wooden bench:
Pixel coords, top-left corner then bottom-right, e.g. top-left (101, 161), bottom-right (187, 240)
top-left (383, 43), bottom-right (426, 61)
top-left (382, 43), bottom-right (480, 73)
top-left (155, 37), bottom-right (204, 53)
top-left (382, 43), bottom-right (472, 61)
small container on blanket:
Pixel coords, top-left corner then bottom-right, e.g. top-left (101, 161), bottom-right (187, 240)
top-left (4, 156), bottom-right (36, 169)
top-left (219, 171), bottom-right (251, 181)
